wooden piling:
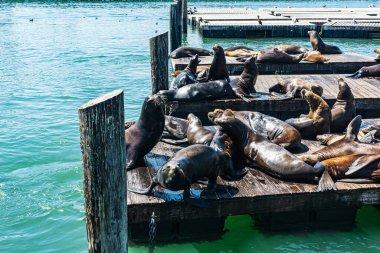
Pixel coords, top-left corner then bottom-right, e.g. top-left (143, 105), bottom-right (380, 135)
top-left (170, 3), bottom-right (181, 52)
top-left (79, 89), bottom-right (128, 253)
top-left (182, 0), bottom-right (188, 34)
top-left (177, 0), bottom-right (183, 35)
top-left (150, 32), bottom-right (169, 94)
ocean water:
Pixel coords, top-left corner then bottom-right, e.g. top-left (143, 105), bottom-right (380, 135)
top-left (0, 1), bottom-right (379, 252)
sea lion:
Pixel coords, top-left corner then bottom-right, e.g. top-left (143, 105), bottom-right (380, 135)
top-left (330, 78), bottom-right (356, 133)
top-left (308, 30), bottom-right (342, 54)
top-left (213, 111), bottom-right (335, 191)
top-left (224, 46), bottom-right (259, 58)
top-left (158, 80), bottom-right (233, 102)
top-left (314, 154), bottom-right (380, 182)
top-left (256, 48), bottom-right (303, 63)
top-left (197, 44), bottom-right (230, 82)
top-left (187, 113), bottom-right (215, 145)
top-left (285, 90), bottom-right (332, 139)
top-left (209, 109), bottom-right (302, 150)
top-left (128, 144), bottom-right (223, 200)
top-left (229, 56), bottom-right (259, 101)
top-left (170, 46), bottom-right (211, 58)
top-left (163, 115), bottom-right (189, 139)
top-left (225, 46), bottom-right (254, 52)
top-left (303, 50), bottom-right (329, 63)
top-left (347, 64), bottom-right (380, 78)
top-left (264, 44), bottom-right (308, 55)
top-left (125, 95), bottom-right (164, 170)
top-left (269, 78), bottom-right (323, 99)
top-left (316, 134), bottom-right (345, 146)
top-left (300, 115), bottom-right (380, 165)
top-left (171, 54), bottom-right (200, 89)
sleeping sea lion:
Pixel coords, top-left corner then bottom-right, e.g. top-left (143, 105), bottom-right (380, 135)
top-left (300, 115), bottom-right (380, 165)
top-left (171, 54), bottom-right (200, 89)
top-left (213, 111), bottom-right (335, 191)
top-left (224, 46), bottom-right (259, 58)
top-left (269, 78), bottom-right (323, 98)
top-left (330, 78), bottom-right (356, 133)
top-left (125, 95), bottom-right (164, 170)
top-left (264, 44), bottom-right (308, 55)
top-left (256, 48), bottom-right (303, 63)
top-left (308, 30), bottom-right (342, 54)
top-left (170, 46), bottom-right (211, 58)
top-left (285, 90), bottom-right (331, 139)
top-left (303, 50), bottom-right (329, 63)
top-left (347, 64), bottom-right (380, 78)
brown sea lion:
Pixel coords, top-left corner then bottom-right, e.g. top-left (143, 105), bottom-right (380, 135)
top-left (187, 113), bottom-right (215, 145)
top-left (347, 64), bottom-right (380, 78)
top-left (375, 48), bottom-right (380, 55)
top-left (300, 115), bottom-right (380, 165)
top-left (171, 54), bottom-right (200, 89)
top-left (229, 56), bottom-right (259, 101)
top-left (315, 154), bottom-right (380, 182)
top-left (158, 80), bottom-right (233, 102)
top-left (264, 44), bottom-right (308, 55)
top-left (269, 78), bottom-right (323, 99)
top-left (163, 115), bottom-right (189, 139)
top-left (256, 48), bottom-right (304, 63)
top-left (303, 50), bottom-right (329, 63)
top-left (308, 30), bottom-right (342, 54)
top-left (125, 95), bottom-right (164, 171)
top-left (285, 90), bottom-right (332, 139)
top-left (225, 46), bottom-right (254, 52)
top-left (170, 46), bottom-right (211, 58)
top-left (316, 134), bottom-right (345, 146)
top-left (128, 144), bottom-right (224, 200)
top-left (330, 78), bottom-right (356, 133)
top-left (197, 44), bottom-right (230, 82)
top-left (213, 111), bottom-right (335, 191)
top-left (224, 46), bottom-right (259, 57)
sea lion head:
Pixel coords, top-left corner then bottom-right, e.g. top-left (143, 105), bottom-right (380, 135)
top-left (142, 94), bottom-right (164, 119)
top-left (269, 82), bottom-right (286, 93)
top-left (188, 54), bottom-right (200, 74)
top-left (337, 78), bottom-right (354, 101)
top-left (374, 49), bottom-right (380, 54)
top-left (302, 89), bottom-right (322, 110)
top-left (244, 56), bottom-right (257, 71)
top-left (212, 44), bottom-right (224, 56)
top-left (208, 108), bottom-right (225, 124)
top-left (308, 30), bottom-right (318, 37)
top-left (213, 110), bottom-right (236, 131)
top-left (187, 113), bottom-right (202, 126)
top-left (159, 162), bottom-right (189, 191)
top-left (346, 115), bottom-right (362, 139)
top-left (310, 84), bottom-right (323, 97)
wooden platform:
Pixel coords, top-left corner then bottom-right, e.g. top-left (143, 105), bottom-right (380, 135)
top-left (189, 8), bottom-right (380, 38)
top-left (163, 74), bottom-right (380, 122)
top-left (171, 53), bottom-right (378, 75)
top-left (127, 123), bottom-right (380, 241)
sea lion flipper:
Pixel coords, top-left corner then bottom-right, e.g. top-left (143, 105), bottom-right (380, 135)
top-left (337, 178), bottom-right (375, 183)
top-left (317, 170), bottom-right (337, 192)
top-left (160, 138), bottom-right (189, 145)
top-left (345, 154), bottom-right (380, 176)
top-left (345, 115), bottom-right (362, 140)
top-left (128, 182), bottom-right (158, 195)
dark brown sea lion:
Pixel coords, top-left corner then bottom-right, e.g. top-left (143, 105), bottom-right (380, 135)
top-left (197, 44), bottom-right (230, 82)
top-left (229, 56), bottom-right (259, 101)
top-left (208, 109), bottom-right (302, 150)
top-left (303, 50), bottom-right (329, 63)
top-left (315, 154), bottom-right (380, 182)
top-left (170, 46), bottom-right (211, 58)
top-left (171, 54), bottom-right (200, 89)
top-left (285, 90), bottom-right (332, 139)
top-left (347, 64), bottom-right (380, 78)
top-left (300, 115), bottom-right (380, 165)
top-left (163, 115), bottom-right (189, 139)
top-left (269, 78), bottom-right (323, 99)
top-left (256, 48), bottom-right (303, 63)
top-left (128, 144), bottom-right (223, 200)
top-left (308, 30), bottom-right (342, 54)
top-left (125, 95), bottom-right (164, 171)
top-left (331, 78), bottom-right (356, 133)
top-left (225, 46), bottom-right (254, 52)
top-left (264, 44), bottom-right (308, 55)
top-left (213, 111), bottom-right (335, 191)
top-left (187, 113), bottom-right (215, 145)
top-left (158, 80), bottom-right (233, 102)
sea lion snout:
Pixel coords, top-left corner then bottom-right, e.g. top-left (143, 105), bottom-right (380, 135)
top-left (208, 109), bottom-right (225, 123)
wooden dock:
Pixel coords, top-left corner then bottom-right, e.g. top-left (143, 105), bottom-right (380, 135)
top-left (128, 123), bottom-right (380, 241)
top-left (171, 53), bottom-right (378, 75)
top-left (163, 74), bottom-right (380, 122)
top-left (189, 8), bottom-right (380, 38)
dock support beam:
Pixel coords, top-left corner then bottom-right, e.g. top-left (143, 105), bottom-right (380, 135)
top-left (150, 32), bottom-right (169, 94)
top-left (181, 0), bottom-right (188, 34)
top-left (170, 2), bottom-right (181, 52)
top-left (79, 89), bottom-right (128, 253)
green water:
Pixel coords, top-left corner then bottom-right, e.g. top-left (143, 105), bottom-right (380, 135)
top-left (0, 1), bottom-right (379, 252)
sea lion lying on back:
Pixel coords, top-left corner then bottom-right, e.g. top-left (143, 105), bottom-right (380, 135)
top-left (197, 44), bottom-right (230, 82)
top-left (256, 48), bottom-right (304, 63)
top-left (286, 90), bottom-right (331, 139)
top-left (171, 54), bottom-right (200, 89)
top-left (303, 51), bottom-right (329, 63)
top-left (308, 30), bottom-right (342, 54)
top-left (347, 64), bottom-right (380, 78)
top-left (170, 46), bottom-right (211, 58)
top-left (269, 78), bottom-right (323, 99)
top-left (330, 78), bottom-right (356, 133)
top-left (264, 44), bottom-right (308, 55)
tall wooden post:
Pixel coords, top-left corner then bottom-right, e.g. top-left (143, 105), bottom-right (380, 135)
top-left (150, 32), bottom-right (169, 94)
top-left (177, 0), bottom-right (183, 35)
top-left (78, 89), bottom-right (128, 253)
top-left (170, 3), bottom-right (180, 52)
top-left (182, 0), bottom-right (188, 34)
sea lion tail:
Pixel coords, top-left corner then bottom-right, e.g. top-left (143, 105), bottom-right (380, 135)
top-left (128, 182), bottom-right (158, 195)
top-left (345, 154), bottom-right (380, 176)
top-left (317, 169), bottom-right (337, 192)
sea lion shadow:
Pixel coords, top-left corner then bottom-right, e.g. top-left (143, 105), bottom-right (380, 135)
top-left (290, 143), bottom-right (309, 154)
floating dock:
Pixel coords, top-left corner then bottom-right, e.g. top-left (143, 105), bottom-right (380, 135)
top-left (163, 74), bottom-right (380, 122)
top-left (127, 122), bottom-right (380, 242)
top-left (189, 8), bottom-right (380, 38)
top-left (172, 53), bottom-right (378, 75)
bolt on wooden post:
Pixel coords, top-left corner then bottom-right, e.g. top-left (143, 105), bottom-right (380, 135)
top-left (78, 89), bottom-right (128, 253)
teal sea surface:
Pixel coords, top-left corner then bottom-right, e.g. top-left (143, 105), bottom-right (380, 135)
top-left (0, 1), bottom-right (379, 252)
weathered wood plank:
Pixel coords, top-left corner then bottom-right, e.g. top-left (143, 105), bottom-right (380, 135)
top-left (150, 32), bottom-right (169, 94)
